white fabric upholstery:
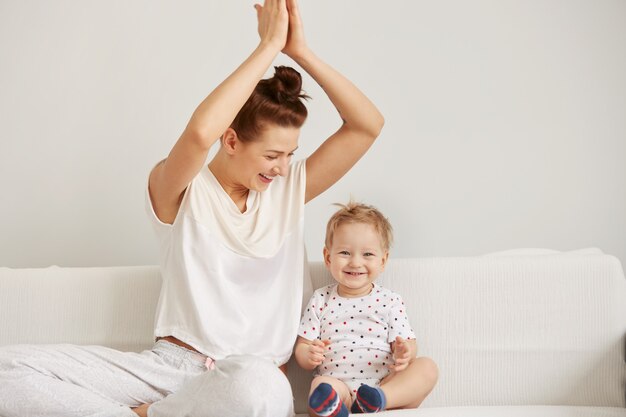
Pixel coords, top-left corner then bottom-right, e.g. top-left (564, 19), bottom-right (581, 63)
top-left (0, 265), bottom-right (160, 352)
top-left (1, 250), bottom-right (625, 417)
top-left (326, 406), bottom-right (626, 417)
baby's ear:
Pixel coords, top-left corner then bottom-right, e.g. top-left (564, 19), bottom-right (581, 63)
top-left (323, 247), bottom-right (331, 268)
top-left (381, 251), bottom-right (389, 269)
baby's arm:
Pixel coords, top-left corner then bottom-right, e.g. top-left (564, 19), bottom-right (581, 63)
top-left (294, 336), bottom-right (330, 371)
top-left (389, 336), bottom-right (418, 372)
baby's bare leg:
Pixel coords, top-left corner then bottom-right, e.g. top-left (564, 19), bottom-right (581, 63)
top-left (380, 356), bottom-right (439, 409)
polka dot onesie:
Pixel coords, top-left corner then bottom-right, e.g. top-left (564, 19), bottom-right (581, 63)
top-left (298, 283), bottom-right (416, 394)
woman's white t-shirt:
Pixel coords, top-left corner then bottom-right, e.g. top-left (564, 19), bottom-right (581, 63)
top-left (146, 160), bottom-right (310, 366)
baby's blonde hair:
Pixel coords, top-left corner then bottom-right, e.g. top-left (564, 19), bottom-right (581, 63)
top-left (325, 201), bottom-right (393, 252)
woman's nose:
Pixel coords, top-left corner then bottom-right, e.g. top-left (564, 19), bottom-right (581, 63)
top-left (273, 160), bottom-right (288, 176)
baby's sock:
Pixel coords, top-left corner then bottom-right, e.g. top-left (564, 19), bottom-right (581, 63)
top-left (353, 384), bottom-right (387, 413)
top-left (309, 382), bottom-right (349, 417)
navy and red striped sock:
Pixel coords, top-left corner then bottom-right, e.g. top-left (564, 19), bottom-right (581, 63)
top-left (352, 384), bottom-right (387, 413)
top-left (309, 382), bottom-right (349, 417)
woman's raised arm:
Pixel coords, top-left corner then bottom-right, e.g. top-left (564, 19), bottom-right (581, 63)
top-left (149, 0), bottom-right (289, 224)
top-left (283, 0), bottom-right (385, 203)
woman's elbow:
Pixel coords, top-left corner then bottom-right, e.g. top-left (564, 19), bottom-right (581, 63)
top-left (371, 113), bottom-right (385, 138)
top-left (360, 113), bottom-right (385, 142)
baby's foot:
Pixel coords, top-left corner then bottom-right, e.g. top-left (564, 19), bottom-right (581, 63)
top-left (353, 384), bottom-right (387, 413)
top-left (309, 382), bottom-right (348, 417)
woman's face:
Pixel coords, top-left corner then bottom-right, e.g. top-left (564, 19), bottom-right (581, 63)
top-left (235, 123), bottom-right (300, 192)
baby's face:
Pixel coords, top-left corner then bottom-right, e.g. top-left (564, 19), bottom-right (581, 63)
top-left (324, 222), bottom-right (388, 298)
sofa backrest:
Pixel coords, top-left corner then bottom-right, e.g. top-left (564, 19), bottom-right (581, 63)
top-left (293, 252), bottom-right (626, 411)
top-left (1, 251), bottom-right (625, 412)
top-left (0, 265), bottom-right (160, 353)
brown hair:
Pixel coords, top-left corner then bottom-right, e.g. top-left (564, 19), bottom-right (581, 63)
top-left (325, 201), bottom-right (394, 252)
top-left (231, 66), bottom-right (309, 142)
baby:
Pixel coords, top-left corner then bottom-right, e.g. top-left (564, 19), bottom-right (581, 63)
top-left (295, 202), bottom-right (438, 416)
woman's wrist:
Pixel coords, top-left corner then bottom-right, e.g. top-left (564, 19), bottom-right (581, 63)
top-left (287, 46), bottom-right (314, 66)
top-left (257, 39), bottom-right (284, 56)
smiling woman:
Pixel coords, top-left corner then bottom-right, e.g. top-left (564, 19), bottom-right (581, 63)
top-left (0, 0), bottom-right (384, 416)
top-left (140, 0), bottom-right (386, 405)
top-left (211, 106), bottom-right (303, 203)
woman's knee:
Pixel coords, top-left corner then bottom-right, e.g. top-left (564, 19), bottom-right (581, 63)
top-left (169, 355), bottom-right (293, 417)
top-left (224, 356), bottom-right (293, 416)
top-left (149, 357), bottom-right (294, 417)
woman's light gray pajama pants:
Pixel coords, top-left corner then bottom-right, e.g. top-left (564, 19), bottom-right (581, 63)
top-left (0, 340), bottom-right (294, 417)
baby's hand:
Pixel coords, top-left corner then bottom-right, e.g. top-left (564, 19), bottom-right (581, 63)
top-left (390, 336), bottom-right (411, 372)
top-left (307, 339), bottom-right (330, 367)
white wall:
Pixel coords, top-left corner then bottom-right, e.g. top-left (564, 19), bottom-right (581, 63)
top-left (1, 0), bottom-right (625, 267)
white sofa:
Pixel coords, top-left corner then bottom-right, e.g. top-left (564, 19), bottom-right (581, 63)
top-left (1, 248), bottom-right (625, 417)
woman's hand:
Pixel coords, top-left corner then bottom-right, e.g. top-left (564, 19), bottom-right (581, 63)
top-left (389, 336), bottom-right (412, 372)
top-left (254, 0), bottom-right (289, 51)
top-left (282, 0), bottom-right (308, 59)
top-left (306, 338), bottom-right (330, 368)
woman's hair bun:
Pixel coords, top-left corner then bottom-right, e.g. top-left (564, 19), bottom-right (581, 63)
top-left (232, 65), bottom-right (309, 140)
top-left (262, 66), bottom-right (307, 103)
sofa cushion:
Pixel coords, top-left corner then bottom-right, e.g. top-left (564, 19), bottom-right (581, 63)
top-left (294, 405), bottom-right (626, 417)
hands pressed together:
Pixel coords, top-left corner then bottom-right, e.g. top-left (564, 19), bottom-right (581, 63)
top-left (254, 0), bottom-right (308, 59)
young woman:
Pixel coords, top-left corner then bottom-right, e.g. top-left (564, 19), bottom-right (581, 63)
top-left (0, 0), bottom-right (383, 416)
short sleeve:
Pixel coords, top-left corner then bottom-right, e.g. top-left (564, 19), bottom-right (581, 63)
top-left (298, 290), bottom-right (324, 341)
top-left (387, 293), bottom-right (416, 343)
top-left (145, 185), bottom-right (172, 230)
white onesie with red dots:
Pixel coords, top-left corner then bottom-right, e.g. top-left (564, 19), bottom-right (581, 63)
top-left (298, 283), bottom-right (416, 394)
